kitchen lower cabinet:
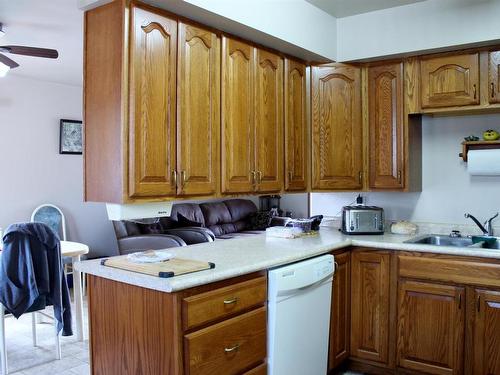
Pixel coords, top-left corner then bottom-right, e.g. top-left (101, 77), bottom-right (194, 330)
top-left (473, 289), bottom-right (500, 375)
top-left (397, 280), bottom-right (465, 375)
top-left (328, 251), bottom-right (351, 371)
top-left (311, 64), bottom-right (363, 191)
top-left (350, 250), bottom-right (390, 365)
top-left (87, 272), bottom-right (267, 375)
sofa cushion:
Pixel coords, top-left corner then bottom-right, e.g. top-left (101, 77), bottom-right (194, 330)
top-left (224, 199), bottom-right (257, 222)
top-left (200, 202), bottom-right (232, 226)
top-left (170, 203), bottom-right (205, 226)
top-left (177, 213), bottom-right (203, 228)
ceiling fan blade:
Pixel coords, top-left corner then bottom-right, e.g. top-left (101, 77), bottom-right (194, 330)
top-left (0, 45), bottom-right (58, 59)
top-left (0, 53), bottom-right (19, 68)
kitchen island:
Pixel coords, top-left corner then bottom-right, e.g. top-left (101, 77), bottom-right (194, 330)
top-left (76, 228), bottom-right (500, 375)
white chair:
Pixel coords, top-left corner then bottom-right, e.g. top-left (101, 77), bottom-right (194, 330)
top-left (0, 303), bottom-right (61, 375)
top-left (30, 204), bottom-right (86, 296)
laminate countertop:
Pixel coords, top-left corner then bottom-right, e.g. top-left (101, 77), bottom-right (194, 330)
top-left (75, 228), bottom-right (500, 293)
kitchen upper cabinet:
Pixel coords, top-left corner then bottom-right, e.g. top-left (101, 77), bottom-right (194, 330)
top-left (221, 37), bottom-right (255, 194)
top-left (284, 59), bottom-right (307, 191)
top-left (328, 252), bottom-right (350, 371)
top-left (473, 289), bottom-right (500, 375)
top-left (397, 280), bottom-right (465, 375)
top-left (489, 51), bottom-right (500, 104)
top-left (254, 49), bottom-right (283, 193)
top-left (368, 63), bottom-right (404, 190)
top-left (177, 22), bottom-right (220, 196)
top-left (350, 251), bottom-right (390, 364)
top-left (420, 52), bottom-right (480, 108)
top-left (128, 6), bottom-right (177, 198)
top-left (312, 64), bottom-right (363, 191)
top-left (222, 37), bottom-right (284, 194)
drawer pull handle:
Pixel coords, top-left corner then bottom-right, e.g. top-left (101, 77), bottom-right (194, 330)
top-left (492, 82), bottom-right (496, 98)
top-left (223, 298), bottom-right (238, 305)
top-left (224, 344), bottom-right (240, 353)
top-left (473, 84), bottom-right (477, 100)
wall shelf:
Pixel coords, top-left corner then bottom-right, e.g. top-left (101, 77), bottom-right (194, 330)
top-left (459, 140), bottom-right (500, 162)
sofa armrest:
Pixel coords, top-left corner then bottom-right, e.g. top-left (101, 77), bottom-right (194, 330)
top-left (163, 227), bottom-right (215, 245)
top-left (117, 234), bottom-right (187, 255)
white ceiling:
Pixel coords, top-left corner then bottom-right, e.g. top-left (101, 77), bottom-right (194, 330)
top-left (305, 0), bottom-right (427, 18)
top-left (0, 0), bottom-right (83, 86)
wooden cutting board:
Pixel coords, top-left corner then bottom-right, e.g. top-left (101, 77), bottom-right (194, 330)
top-left (101, 256), bottom-right (215, 278)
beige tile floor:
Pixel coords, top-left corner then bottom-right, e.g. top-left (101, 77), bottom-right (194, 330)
top-left (5, 299), bottom-right (89, 375)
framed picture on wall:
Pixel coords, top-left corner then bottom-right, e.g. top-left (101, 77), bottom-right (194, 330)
top-left (59, 119), bottom-right (83, 155)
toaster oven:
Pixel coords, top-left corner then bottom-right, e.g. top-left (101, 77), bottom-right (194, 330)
top-left (341, 205), bottom-right (384, 235)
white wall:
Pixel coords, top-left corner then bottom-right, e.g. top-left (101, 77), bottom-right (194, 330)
top-left (78, 0), bottom-right (338, 62)
top-left (0, 75), bottom-right (118, 258)
top-left (311, 113), bottom-right (500, 225)
top-left (337, 0), bottom-right (500, 61)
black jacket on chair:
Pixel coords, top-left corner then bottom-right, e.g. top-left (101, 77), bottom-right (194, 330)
top-left (0, 222), bottom-right (73, 336)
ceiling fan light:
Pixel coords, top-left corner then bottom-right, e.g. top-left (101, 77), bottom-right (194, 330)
top-left (0, 61), bottom-right (10, 77)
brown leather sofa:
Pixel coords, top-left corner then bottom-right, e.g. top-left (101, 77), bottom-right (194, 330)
top-left (112, 199), bottom-right (263, 255)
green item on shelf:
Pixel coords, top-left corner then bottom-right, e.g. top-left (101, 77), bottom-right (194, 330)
top-left (464, 135), bottom-right (480, 142)
top-left (483, 129), bottom-right (500, 141)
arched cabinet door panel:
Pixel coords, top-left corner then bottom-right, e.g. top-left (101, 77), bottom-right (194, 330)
top-left (420, 52), bottom-right (480, 108)
top-left (254, 49), bottom-right (283, 193)
top-left (311, 64), bottom-right (363, 190)
top-left (284, 59), bottom-right (307, 192)
top-left (368, 63), bottom-right (404, 190)
top-left (177, 22), bottom-right (220, 196)
top-left (221, 37), bottom-right (255, 194)
top-left (488, 51), bottom-right (500, 104)
top-left (128, 5), bottom-right (177, 198)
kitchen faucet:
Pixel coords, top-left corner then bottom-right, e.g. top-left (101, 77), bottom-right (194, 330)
top-left (464, 212), bottom-right (499, 236)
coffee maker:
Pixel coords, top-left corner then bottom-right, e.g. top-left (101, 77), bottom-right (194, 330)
top-left (259, 195), bottom-right (282, 216)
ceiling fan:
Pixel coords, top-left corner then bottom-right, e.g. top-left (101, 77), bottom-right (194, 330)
top-left (0, 22), bottom-right (59, 77)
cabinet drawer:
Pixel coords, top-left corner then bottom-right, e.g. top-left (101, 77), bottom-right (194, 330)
top-left (243, 362), bottom-right (267, 375)
top-left (182, 276), bottom-right (267, 330)
top-left (398, 255), bottom-right (500, 287)
top-left (184, 307), bottom-right (267, 375)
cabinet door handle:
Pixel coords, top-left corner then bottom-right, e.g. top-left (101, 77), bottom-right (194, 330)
top-left (180, 170), bottom-right (187, 188)
top-left (251, 171), bottom-right (256, 185)
top-left (473, 84), bottom-right (477, 100)
top-left (288, 171), bottom-right (293, 181)
top-left (397, 170), bottom-right (402, 184)
top-left (172, 170), bottom-right (178, 188)
top-left (223, 297), bottom-right (238, 305)
top-left (458, 293), bottom-right (462, 309)
top-left (358, 171), bottom-right (362, 184)
top-left (477, 295), bottom-right (481, 312)
top-left (492, 82), bottom-right (496, 98)
top-left (257, 171), bottom-right (262, 184)
top-left (224, 344), bottom-right (240, 353)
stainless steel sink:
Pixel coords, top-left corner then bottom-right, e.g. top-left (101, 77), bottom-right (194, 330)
top-left (405, 234), bottom-right (474, 247)
top-left (405, 234), bottom-right (500, 250)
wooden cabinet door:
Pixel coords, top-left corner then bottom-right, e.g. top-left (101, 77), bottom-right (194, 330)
top-left (284, 59), bottom-right (307, 191)
top-left (328, 252), bottom-right (351, 371)
top-left (420, 52), bottom-right (480, 108)
top-left (397, 280), bottom-right (465, 375)
top-left (254, 49), bottom-right (283, 192)
top-left (177, 22), bottom-right (220, 196)
top-left (351, 251), bottom-right (390, 364)
top-left (311, 65), bottom-right (363, 190)
top-left (128, 6), bottom-right (177, 198)
top-left (221, 37), bottom-right (255, 193)
top-left (473, 289), bottom-right (500, 375)
top-left (489, 51), bottom-right (500, 104)
top-left (368, 63), bottom-right (404, 190)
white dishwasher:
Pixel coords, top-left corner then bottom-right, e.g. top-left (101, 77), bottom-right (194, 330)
top-left (267, 254), bottom-right (335, 375)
